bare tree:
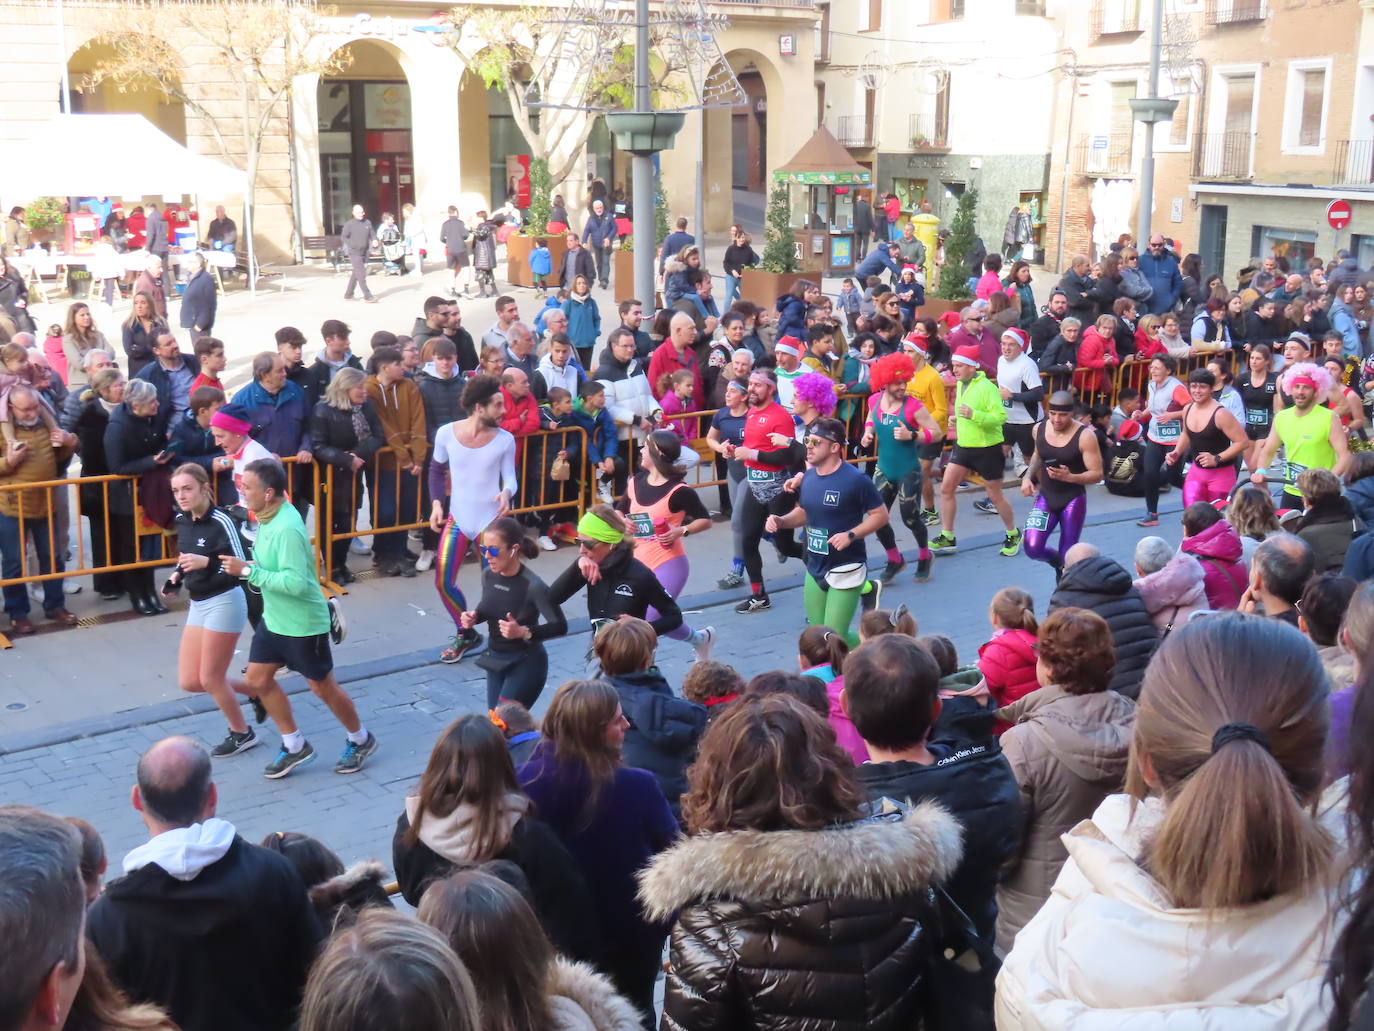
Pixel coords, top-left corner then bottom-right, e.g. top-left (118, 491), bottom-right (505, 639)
top-left (83, 0), bottom-right (350, 286)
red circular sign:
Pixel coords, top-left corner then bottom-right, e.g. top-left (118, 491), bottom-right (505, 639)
top-left (1328, 199), bottom-right (1353, 230)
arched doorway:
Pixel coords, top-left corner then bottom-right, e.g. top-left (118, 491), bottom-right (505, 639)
top-left (317, 39), bottom-right (412, 233)
top-left (67, 38), bottom-right (187, 144)
top-left (701, 49), bottom-right (783, 235)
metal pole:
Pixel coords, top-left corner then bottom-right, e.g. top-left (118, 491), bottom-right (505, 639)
top-left (56, 0), bottom-right (71, 113)
top-left (1135, 0), bottom-right (1164, 247)
top-left (632, 0), bottom-right (654, 305)
top-left (695, 109), bottom-right (705, 259)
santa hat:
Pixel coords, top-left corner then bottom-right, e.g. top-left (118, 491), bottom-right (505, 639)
top-left (903, 331), bottom-right (929, 356)
top-left (1001, 328), bottom-right (1029, 350)
top-left (774, 335), bottom-right (803, 358)
top-left (937, 310), bottom-right (962, 330)
top-left (1116, 418), bottom-right (1143, 442)
top-left (951, 345), bottom-right (982, 368)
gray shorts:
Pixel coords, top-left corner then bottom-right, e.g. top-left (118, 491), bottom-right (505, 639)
top-left (187, 588), bottom-right (248, 635)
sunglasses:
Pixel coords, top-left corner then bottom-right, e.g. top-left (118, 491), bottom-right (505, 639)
top-left (478, 545), bottom-right (506, 558)
top-left (804, 436), bottom-right (839, 447)
top-left (577, 538), bottom-right (604, 550)
top-left (966, 316), bottom-right (984, 323)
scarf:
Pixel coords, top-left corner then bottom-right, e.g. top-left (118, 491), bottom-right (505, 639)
top-left (349, 403), bottom-right (369, 443)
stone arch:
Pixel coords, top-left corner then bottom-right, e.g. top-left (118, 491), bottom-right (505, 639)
top-left (700, 47), bottom-right (786, 233)
top-left (66, 36), bottom-right (187, 144)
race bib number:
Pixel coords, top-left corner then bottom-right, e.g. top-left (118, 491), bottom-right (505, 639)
top-left (1155, 419), bottom-right (1181, 441)
top-left (1024, 507), bottom-right (1051, 532)
top-left (748, 466), bottom-right (782, 484)
top-left (806, 526), bottom-right (830, 555)
top-left (1284, 460), bottom-right (1308, 484)
top-left (628, 512), bottom-right (654, 539)
top-left (1246, 408), bottom-right (1268, 426)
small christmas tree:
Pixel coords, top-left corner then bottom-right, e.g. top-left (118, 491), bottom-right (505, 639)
top-left (524, 158), bottom-right (553, 235)
top-left (935, 187), bottom-right (978, 301)
top-left (761, 182), bottom-right (798, 274)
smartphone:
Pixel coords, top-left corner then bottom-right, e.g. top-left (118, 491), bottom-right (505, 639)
top-left (161, 574), bottom-right (183, 595)
top-left (1044, 459), bottom-right (1063, 468)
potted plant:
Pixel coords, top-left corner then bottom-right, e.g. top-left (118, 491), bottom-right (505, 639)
top-left (740, 182), bottom-right (807, 308)
top-left (921, 187), bottom-right (978, 319)
top-left (507, 157), bottom-right (568, 288)
top-left (24, 197), bottom-right (64, 247)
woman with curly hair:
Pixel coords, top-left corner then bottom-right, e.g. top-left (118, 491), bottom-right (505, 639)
top-left (789, 369), bottom-right (837, 442)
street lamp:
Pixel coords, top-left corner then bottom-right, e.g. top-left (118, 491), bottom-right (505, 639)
top-left (1130, 0), bottom-right (1177, 247)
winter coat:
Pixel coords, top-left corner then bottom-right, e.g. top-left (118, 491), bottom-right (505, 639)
top-left (662, 258), bottom-right (694, 306)
top-left (231, 378), bottom-right (311, 457)
top-left (645, 341), bottom-right (704, 413)
top-left (364, 374), bottom-right (427, 469)
top-left (1074, 328), bottom-right (1118, 394)
top-left (1057, 269), bottom-right (1097, 323)
top-left (180, 268), bottom-right (216, 333)
top-left (558, 246), bottom-right (596, 289)
top-left (0, 419), bottom-right (76, 519)
top-left (546, 958), bottom-right (645, 1031)
top-left (1347, 475), bottom-right (1374, 528)
top-left (568, 398), bottom-right (618, 465)
top-left (562, 293), bottom-right (601, 353)
top-left (594, 353), bottom-right (660, 441)
top-left (993, 684), bottom-right (1136, 947)
top-left (1180, 518), bottom-right (1248, 610)
top-left (471, 220), bottom-right (498, 271)
top-left (134, 351), bottom-right (201, 435)
top-left (996, 793), bottom-right (1342, 1031)
top-left (166, 408), bottom-right (221, 475)
top-left (1049, 555), bottom-right (1159, 698)
top-left (1118, 265), bottom-right (1154, 306)
top-left (414, 365), bottom-right (465, 442)
top-left (639, 800), bottom-right (962, 1031)
top-left (1036, 333), bottom-right (1077, 381)
top-left (534, 353), bottom-right (585, 402)
top-left (309, 400), bottom-right (384, 472)
top-left (392, 803), bottom-right (603, 963)
top-left (1133, 554), bottom-right (1209, 633)
top-left (306, 860), bottom-right (393, 933)
top-left (606, 668), bottom-right (707, 820)
top-left (1138, 249), bottom-right (1183, 315)
top-left (1294, 494), bottom-right (1358, 572)
top-left (302, 351), bottom-right (363, 408)
top-left (1088, 274), bottom-right (1122, 318)
top-left (103, 402), bottom-right (168, 516)
top-left (1029, 313), bottom-right (1064, 356)
top-left (775, 292), bottom-right (807, 343)
top-left (978, 628), bottom-right (1040, 715)
top-left (932, 667), bottom-right (998, 746)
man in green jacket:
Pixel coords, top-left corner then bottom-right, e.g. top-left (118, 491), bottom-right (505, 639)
top-left (219, 457), bottom-right (378, 779)
top-left (930, 345), bottom-right (1022, 557)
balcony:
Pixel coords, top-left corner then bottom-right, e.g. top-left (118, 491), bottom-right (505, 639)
top-left (1091, 0), bottom-right (1142, 37)
top-left (837, 115), bottom-right (873, 148)
top-left (1333, 139), bottom-right (1374, 188)
top-left (1205, 0), bottom-right (1266, 25)
top-left (1192, 131), bottom-right (1254, 180)
top-left (909, 113), bottom-right (949, 152)
top-left (814, 25), bottom-right (830, 62)
top-left (1073, 133), bottom-right (1134, 176)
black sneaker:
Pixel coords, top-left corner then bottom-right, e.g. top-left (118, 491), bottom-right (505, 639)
top-left (860, 578), bottom-right (882, 614)
top-left (879, 558), bottom-right (906, 583)
top-left (973, 498), bottom-right (997, 515)
top-left (440, 629), bottom-right (485, 663)
top-left (248, 695), bottom-right (269, 725)
top-left (735, 594), bottom-right (771, 614)
top-left (211, 727), bottom-right (259, 758)
top-left (334, 731), bottom-right (378, 774)
top-left (914, 552), bottom-right (933, 582)
top-left (773, 534), bottom-right (793, 564)
top-left (327, 597), bottom-right (347, 645)
top-left (263, 740), bottom-right (316, 779)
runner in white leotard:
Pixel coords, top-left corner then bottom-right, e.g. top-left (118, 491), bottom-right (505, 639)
top-left (428, 374), bottom-right (518, 663)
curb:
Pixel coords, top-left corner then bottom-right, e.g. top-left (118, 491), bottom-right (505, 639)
top-left (0, 501), bottom-right (1170, 757)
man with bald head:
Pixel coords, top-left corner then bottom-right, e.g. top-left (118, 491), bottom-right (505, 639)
top-left (647, 309), bottom-right (706, 413)
top-left (1242, 532), bottom-right (1313, 625)
top-left (88, 736), bottom-right (321, 1031)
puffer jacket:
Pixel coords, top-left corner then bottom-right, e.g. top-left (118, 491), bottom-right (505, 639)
top-left (775, 292), bottom-right (807, 342)
top-left (1293, 494), bottom-right (1358, 573)
top-left (1049, 555), bottom-right (1159, 698)
top-left (1346, 474), bottom-right (1374, 529)
top-left (306, 860), bottom-right (393, 933)
top-left (1132, 553), bottom-right (1209, 633)
top-left (606, 668), bottom-right (706, 821)
top-left (977, 628), bottom-right (1039, 714)
top-left (594, 354), bottom-right (660, 441)
top-left (415, 364), bottom-right (465, 443)
top-left (993, 685), bottom-right (1135, 948)
top-left (1180, 518), bottom-right (1248, 610)
top-left (996, 793), bottom-right (1343, 1031)
top-left (639, 800), bottom-right (963, 1031)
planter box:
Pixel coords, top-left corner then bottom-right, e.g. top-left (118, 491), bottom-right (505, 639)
top-left (615, 248), bottom-right (636, 304)
top-left (739, 269), bottom-right (809, 310)
top-left (506, 232), bottom-right (567, 288)
top-left (914, 297), bottom-right (968, 321)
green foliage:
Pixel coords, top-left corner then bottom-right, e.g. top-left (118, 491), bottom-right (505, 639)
top-left (523, 157), bottom-right (552, 235)
top-left (935, 188), bottom-right (978, 301)
top-left (654, 187), bottom-right (669, 246)
top-left (24, 197), bottom-right (64, 235)
top-left (760, 182), bottom-right (797, 274)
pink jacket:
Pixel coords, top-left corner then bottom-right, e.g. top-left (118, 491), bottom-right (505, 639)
top-left (1133, 554), bottom-right (1209, 632)
top-left (1180, 518), bottom-right (1248, 610)
top-left (43, 335), bottom-right (68, 386)
top-left (975, 270), bottom-right (1003, 301)
top-left (810, 667), bottom-right (869, 764)
top-left (978, 628), bottom-right (1040, 734)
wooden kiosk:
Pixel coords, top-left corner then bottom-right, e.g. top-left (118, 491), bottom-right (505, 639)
top-left (773, 127), bottom-right (873, 278)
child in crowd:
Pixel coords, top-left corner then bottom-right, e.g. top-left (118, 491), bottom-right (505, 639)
top-left (977, 587), bottom-right (1040, 731)
top-left (261, 830), bottom-right (392, 931)
top-left (919, 633), bottom-right (997, 746)
top-left (681, 660), bottom-right (745, 724)
top-left (1088, 402), bottom-right (1113, 459)
top-left (191, 336), bottom-right (226, 393)
top-left (836, 277), bottom-right (861, 334)
top-left (378, 212), bottom-right (405, 274)
top-left (528, 237), bottom-right (552, 291)
top-left (0, 342), bottom-right (59, 443)
top-left (1111, 387), bottom-right (1140, 437)
top-left (534, 289), bottom-right (565, 337)
top-left (858, 603), bottom-right (918, 642)
top-left (42, 323), bottom-right (66, 384)
top-left (797, 625), bottom-right (866, 763)
top-left (533, 385), bottom-right (579, 545)
top-left (894, 266), bottom-right (925, 329)
top-left (570, 379), bottom-right (621, 504)
top-left (491, 700), bottom-right (542, 765)
top-left (658, 368), bottom-right (698, 450)
top-left (801, 323), bottom-right (839, 380)
top-left (561, 274), bottom-right (601, 367)
top-left (860, 275), bottom-right (884, 321)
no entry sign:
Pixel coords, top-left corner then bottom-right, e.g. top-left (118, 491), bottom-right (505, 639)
top-left (1328, 199), bottom-right (1353, 230)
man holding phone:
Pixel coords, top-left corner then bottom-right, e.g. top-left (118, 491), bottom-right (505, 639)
top-left (1019, 390), bottom-right (1101, 573)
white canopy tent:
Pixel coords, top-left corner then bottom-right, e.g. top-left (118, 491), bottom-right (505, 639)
top-left (0, 113), bottom-right (246, 203)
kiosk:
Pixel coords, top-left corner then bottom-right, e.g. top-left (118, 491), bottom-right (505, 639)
top-left (773, 126), bottom-right (873, 278)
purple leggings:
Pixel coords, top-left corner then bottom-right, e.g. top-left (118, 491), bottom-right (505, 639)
top-left (645, 553), bottom-right (693, 641)
top-left (1023, 494), bottom-right (1087, 569)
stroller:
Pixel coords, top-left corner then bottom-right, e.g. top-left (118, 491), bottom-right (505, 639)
top-left (379, 221), bottom-right (406, 275)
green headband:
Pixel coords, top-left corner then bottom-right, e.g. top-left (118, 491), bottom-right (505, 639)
top-left (577, 511), bottom-right (624, 544)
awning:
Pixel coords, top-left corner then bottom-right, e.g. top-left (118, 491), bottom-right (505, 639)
top-left (0, 114), bottom-right (247, 203)
top-left (773, 126), bottom-right (873, 186)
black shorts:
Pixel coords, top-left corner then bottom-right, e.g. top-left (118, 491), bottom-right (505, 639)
top-left (249, 621), bottom-right (334, 681)
top-left (919, 440), bottom-right (945, 462)
top-left (445, 252), bottom-right (468, 270)
top-left (949, 444), bottom-right (1006, 481)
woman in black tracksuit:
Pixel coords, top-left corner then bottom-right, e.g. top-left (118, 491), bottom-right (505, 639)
top-left (310, 367), bottom-right (384, 583)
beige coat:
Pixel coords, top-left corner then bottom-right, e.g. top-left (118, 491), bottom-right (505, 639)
top-left (995, 793), bottom-right (1345, 1031)
top-left (547, 957), bottom-right (645, 1031)
top-left (994, 685), bottom-right (1135, 949)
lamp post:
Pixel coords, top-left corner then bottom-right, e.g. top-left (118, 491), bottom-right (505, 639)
top-left (1129, 0), bottom-right (1176, 247)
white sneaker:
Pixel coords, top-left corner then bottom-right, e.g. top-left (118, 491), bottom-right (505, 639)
top-left (537, 535), bottom-right (558, 552)
top-left (350, 538), bottom-right (372, 556)
top-left (414, 549), bottom-right (435, 572)
top-left (596, 483), bottom-right (614, 504)
top-left (692, 626), bottom-right (715, 663)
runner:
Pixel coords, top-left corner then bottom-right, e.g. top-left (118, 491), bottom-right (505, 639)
top-left (860, 352), bottom-right (941, 582)
top-left (207, 403), bottom-right (273, 508)
top-left (616, 428), bottom-right (716, 660)
top-left (1133, 354), bottom-right (1189, 527)
top-left (764, 418), bottom-right (887, 646)
top-left (1236, 344), bottom-right (1278, 470)
top-left (1166, 368), bottom-right (1249, 507)
top-left (1250, 362), bottom-right (1352, 503)
top-left (428, 374), bottom-right (518, 663)
top-left (772, 335), bottom-right (806, 412)
top-left (901, 331), bottom-right (948, 525)
top-left (218, 458), bottom-right (377, 779)
top-left (929, 345), bottom-right (1022, 557)
top-left (707, 378), bottom-right (749, 589)
top-left (1020, 391), bottom-right (1102, 572)
top-left (455, 516), bottom-right (567, 709)
top-left (164, 463), bottom-right (260, 757)
top-left (724, 369), bottom-right (805, 614)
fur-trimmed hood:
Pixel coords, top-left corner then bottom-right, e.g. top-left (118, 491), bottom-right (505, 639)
top-left (637, 800), bottom-right (962, 922)
top-left (307, 859), bottom-right (388, 912)
top-left (547, 957), bottom-right (644, 1031)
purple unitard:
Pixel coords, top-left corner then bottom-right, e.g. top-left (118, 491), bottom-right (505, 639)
top-left (1023, 493), bottom-right (1087, 569)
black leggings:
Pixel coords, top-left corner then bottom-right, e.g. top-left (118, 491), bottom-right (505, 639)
top-left (1142, 437), bottom-right (1184, 515)
top-left (739, 486), bottom-right (802, 588)
top-left (873, 467), bottom-right (928, 552)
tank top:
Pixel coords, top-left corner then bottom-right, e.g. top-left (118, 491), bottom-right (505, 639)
top-left (1185, 402), bottom-right (1232, 463)
top-left (1273, 404), bottom-right (1337, 497)
top-left (1145, 376), bottom-right (1186, 445)
top-left (626, 474), bottom-right (688, 570)
top-left (1032, 423), bottom-right (1087, 511)
top-left (1236, 370), bottom-right (1277, 432)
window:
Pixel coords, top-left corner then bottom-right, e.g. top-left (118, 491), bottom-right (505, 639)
top-left (864, 0), bottom-right (881, 31)
top-left (933, 74), bottom-right (951, 146)
top-left (816, 82), bottom-right (826, 130)
top-left (1167, 78), bottom-right (1192, 148)
top-left (1251, 224), bottom-right (1317, 268)
top-left (1283, 61), bottom-right (1329, 153)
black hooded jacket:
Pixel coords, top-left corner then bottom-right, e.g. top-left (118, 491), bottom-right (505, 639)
top-left (606, 667), bottom-right (706, 821)
top-left (1049, 554), bottom-right (1159, 698)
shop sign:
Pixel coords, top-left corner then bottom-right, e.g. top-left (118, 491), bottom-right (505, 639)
top-left (322, 12), bottom-right (451, 46)
top-left (779, 34), bottom-right (796, 56)
top-left (774, 170), bottom-right (873, 185)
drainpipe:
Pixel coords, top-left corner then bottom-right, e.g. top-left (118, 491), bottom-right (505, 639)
top-left (1054, 52), bottom-right (1078, 273)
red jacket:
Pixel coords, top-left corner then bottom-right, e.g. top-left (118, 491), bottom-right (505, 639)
top-left (646, 341), bottom-right (705, 413)
top-left (500, 387), bottom-right (540, 459)
top-left (978, 628), bottom-right (1039, 733)
top-left (1074, 328), bottom-right (1118, 394)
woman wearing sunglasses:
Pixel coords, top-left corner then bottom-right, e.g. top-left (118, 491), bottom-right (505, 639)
top-left (457, 517), bottom-right (568, 709)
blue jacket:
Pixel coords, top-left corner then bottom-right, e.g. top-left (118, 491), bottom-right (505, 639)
top-left (135, 352), bottom-right (202, 436)
top-left (179, 268), bottom-right (217, 332)
top-left (562, 294), bottom-right (601, 352)
top-left (1138, 249), bottom-right (1183, 316)
top-left (529, 246), bottom-right (552, 277)
top-left (775, 293), bottom-right (808, 342)
top-left (658, 230), bottom-right (694, 273)
top-left (606, 668), bottom-right (706, 822)
top-left (582, 211), bottom-right (617, 248)
top-left (166, 408), bottom-right (218, 471)
top-left (1347, 475), bottom-right (1374, 528)
top-left (569, 398), bottom-right (618, 464)
top-left (534, 294), bottom-right (561, 336)
top-left (1330, 298), bottom-right (1364, 358)
top-left (231, 377), bottom-right (312, 456)
top-left (854, 245), bottom-right (899, 282)
top-left (1345, 528), bottom-right (1374, 582)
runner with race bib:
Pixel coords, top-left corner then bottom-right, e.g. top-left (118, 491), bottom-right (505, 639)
top-left (1020, 390), bottom-right (1101, 573)
top-left (1251, 361), bottom-right (1351, 503)
top-left (1133, 354), bottom-right (1189, 527)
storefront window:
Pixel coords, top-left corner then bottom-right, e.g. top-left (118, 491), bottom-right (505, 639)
top-left (1252, 225), bottom-right (1317, 267)
top-left (362, 83), bottom-right (410, 130)
top-left (1354, 234), bottom-right (1374, 271)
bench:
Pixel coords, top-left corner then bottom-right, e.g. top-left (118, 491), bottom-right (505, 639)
top-left (302, 234), bottom-right (343, 272)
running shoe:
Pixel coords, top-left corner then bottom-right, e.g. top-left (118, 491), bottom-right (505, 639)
top-left (440, 629), bottom-right (485, 663)
top-left (327, 597), bottom-right (347, 645)
top-left (349, 538), bottom-right (372, 556)
top-left (1000, 528), bottom-right (1023, 557)
top-left (860, 578), bottom-right (882, 614)
top-left (879, 558), bottom-right (906, 583)
top-left (248, 695), bottom-right (268, 725)
top-left (211, 727), bottom-right (259, 758)
top-left (263, 740), bottom-right (316, 779)
top-left (1136, 514), bottom-right (1160, 527)
top-left (692, 627), bottom-right (715, 663)
top-left (914, 551), bottom-right (933, 582)
top-left (537, 535), bottom-right (558, 551)
top-left (921, 508), bottom-right (940, 526)
top-left (773, 533), bottom-right (794, 564)
top-left (415, 549), bottom-right (436, 571)
top-left (973, 498), bottom-right (997, 515)
top-left (334, 731), bottom-right (379, 775)
top-left (929, 532), bottom-right (958, 555)
top-left (735, 594), bottom-right (771, 614)
top-left (716, 568), bottom-right (745, 589)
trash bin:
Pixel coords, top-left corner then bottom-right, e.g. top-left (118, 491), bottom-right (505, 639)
top-left (66, 266), bottom-right (92, 300)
